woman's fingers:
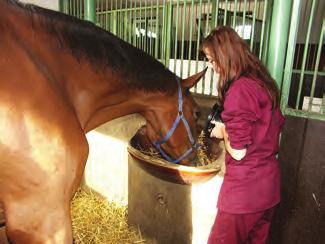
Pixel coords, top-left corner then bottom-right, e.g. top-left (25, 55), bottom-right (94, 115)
top-left (210, 123), bottom-right (225, 139)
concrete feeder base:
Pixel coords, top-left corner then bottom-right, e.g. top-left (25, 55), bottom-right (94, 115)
top-left (128, 135), bottom-right (225, 244)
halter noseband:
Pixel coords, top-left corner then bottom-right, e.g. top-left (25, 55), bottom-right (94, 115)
top-left (153, 78), bottom-right (197, 164)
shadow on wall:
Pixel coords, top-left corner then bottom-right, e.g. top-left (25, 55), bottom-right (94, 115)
top-left (83, 114), bottom-right (146, 205)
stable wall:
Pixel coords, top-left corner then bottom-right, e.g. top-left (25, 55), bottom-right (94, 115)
top-left (269, 116), bottom-right (325, 244)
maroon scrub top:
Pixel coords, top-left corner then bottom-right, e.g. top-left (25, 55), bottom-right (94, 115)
top-left (218, 76), bottom-right (285, 214)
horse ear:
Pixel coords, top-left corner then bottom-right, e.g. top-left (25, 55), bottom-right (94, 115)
top-left (181, 67), bottom-right (208, 89)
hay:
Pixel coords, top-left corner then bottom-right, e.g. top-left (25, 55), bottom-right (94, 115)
top-left (136, 130), bottom-right (222, 168)
top-left (71, 189), bottom-right (145, 244)
top-left (196, 131), bottom-right (212, 166)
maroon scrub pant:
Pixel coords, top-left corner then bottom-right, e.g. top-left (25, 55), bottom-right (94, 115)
top-left (207, 206), bottom-right (277, 244)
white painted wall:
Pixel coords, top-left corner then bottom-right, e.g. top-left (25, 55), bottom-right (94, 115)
top-left (20, 0), bottom-right (58, 11)
top-left (84, 114), bottom-right (146, 205)
top-left (169, 59), bottom-right (219, 96)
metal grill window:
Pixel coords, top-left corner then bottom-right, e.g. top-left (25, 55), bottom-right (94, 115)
top-left (60, 0), bottom-right (271, 98)
top-left (282, 0), bottom-right (325, 120)
top-left (59, 0), bottom-right (325, 120)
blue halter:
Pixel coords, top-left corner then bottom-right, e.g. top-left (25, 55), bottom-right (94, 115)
top-left (153, 78), bottom-right (197, 164)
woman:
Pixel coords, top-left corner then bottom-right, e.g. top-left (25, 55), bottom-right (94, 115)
top-left (202, 26), bottom-right (285, 244)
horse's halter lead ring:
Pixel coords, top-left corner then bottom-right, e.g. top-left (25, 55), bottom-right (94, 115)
top-left (153, 78), bottom-right (198, 164)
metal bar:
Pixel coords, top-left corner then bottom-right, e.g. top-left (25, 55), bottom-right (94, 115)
top-left (74, 0), bottom-right (77, 17)
top-left (105, 0), bottom-right (108, 30)
top-left (59, 0), bottom-right (65, 12)
top-left (97, 0), bottom-right (100, 26)
top-left (194, 0), bottom-right (203, 93)
top-left (144, 0), bottom-right (148, 53)
top-left (292, 70), bottom-right (325, 76)
top-left (124, 0), bottom-right (128, 40)
top-left (84, 0), bottom-right (96, 23)
top-left (307, 18), bottom-right (324, 113)
top-left (110, 0), bottom-right (113, 32)
top-left (211, 0), bottom-right (216, 27)
top-left (232, 0), bottom-right (238, 28)
top-left (214, 0), bottom-right (219, 26)
top-left (211, 0), bottom-right (219, 95)
top-left (202, 0), bottom-right (211, 92)
top-left (241, 0), bottom-right (247, 38)
top-left (132, 0), bottom-right (137, 47)
top-left (280, 0), bottom-right (302, 112)
top-left (69, 0), bottom-right (72, 15)
top-left (172, 0), bottom-right (180, 72)
top-left (223, 0), bottom-right (228, 25)
top-left (99, 0), bottom-right (104, 28)
top-left (119, 0), bottom-right (123, 38)
top-left (266, 0), bottom-right (294, 89)
top-left (99, 5), bottom-right (164, 13)
top-left (77, 0), bottom-right (80, 19)
top-left (155, 0), bottom-right (159, 59)
top-left (128, 0), bottom-right (133, 43)
top-left (284, 107), bottom-right (325, 121)
top-left (135, 1), bottom-right (139, 48)
top-left (258, 0), bottom-right (268, 59)
top-left (160, 0), bottom-right (166, 63)
top-left (296, 0), bottom-right (317, 109)
top-left (140, 0), bottom-right (143, 50)
top-left (165, 1), bottom-right (173, 67)
top-left (149, 0), bottom-right (154, 55)
top-left (187, 0), bottom-right (195, 77)
top-left (180, 0), bottom-right (187, 78)
top-left (250, 0), bottom-right (257, 51)
top-left (204, 0), bottom-right (210, 36)
top-left (112, 9), bottom-right (117, 34)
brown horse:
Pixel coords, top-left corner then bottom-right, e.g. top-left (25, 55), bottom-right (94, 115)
top-left (0, 0), bottom-right (207, 243)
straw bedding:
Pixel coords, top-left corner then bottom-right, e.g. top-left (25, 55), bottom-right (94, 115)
top-left (71, 189), bottom-right (145, 244)
top-left (71, 129), bottom-right (223, 243)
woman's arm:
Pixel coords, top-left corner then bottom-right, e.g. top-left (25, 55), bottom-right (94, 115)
top-left (210, 121), bottom-right (247, 161)
top-left (221, 126), bottom-right (247, 161)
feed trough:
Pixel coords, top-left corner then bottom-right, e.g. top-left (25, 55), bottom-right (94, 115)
top-left (128, 129), bottom-right (222, 185)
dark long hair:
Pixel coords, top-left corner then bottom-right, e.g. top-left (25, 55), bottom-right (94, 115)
top-left (202, 26), bottom-right (280, 108)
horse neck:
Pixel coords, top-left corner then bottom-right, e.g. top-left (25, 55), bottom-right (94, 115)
top-left (79, 80), bottom-right (173, 133)
top-left (0, 4), bottom-right (164, 132)
top-left (62, 68), bottom-right (145, 133)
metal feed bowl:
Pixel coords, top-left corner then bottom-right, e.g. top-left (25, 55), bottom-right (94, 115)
top-left (128, 134), bottom-right (221, 185)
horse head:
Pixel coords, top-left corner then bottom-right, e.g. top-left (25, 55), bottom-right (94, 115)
top-left (141, 68), bottom-right (207, 166)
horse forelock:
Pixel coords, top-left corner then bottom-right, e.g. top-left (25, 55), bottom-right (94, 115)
top-left (6, 0), bottom-right (178, 94)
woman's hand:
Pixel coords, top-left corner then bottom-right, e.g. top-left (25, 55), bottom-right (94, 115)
top-left (210, 121), bottom-right (247, 161)
top-left (210, 121), bottom-right (225, 139)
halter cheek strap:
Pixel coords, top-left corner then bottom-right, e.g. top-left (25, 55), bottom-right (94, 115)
top-left (153, 78), bottom-right (197, 164)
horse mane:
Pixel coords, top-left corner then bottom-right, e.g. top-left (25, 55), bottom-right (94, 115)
top-left (5, 0), bottom-right (178, 93)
